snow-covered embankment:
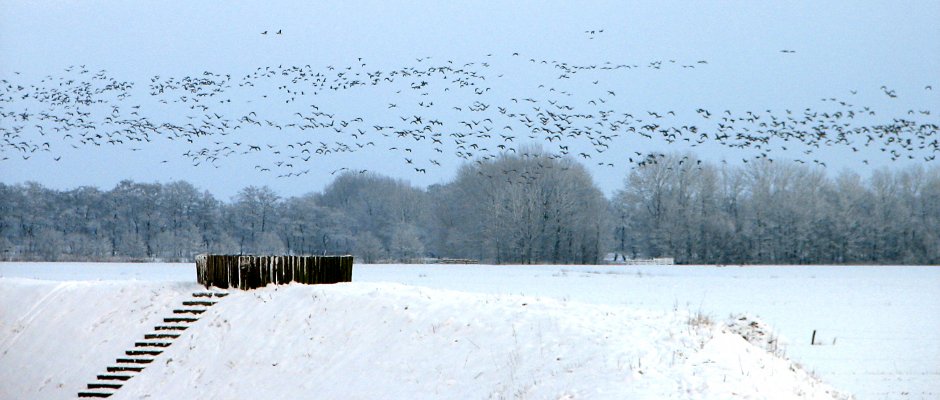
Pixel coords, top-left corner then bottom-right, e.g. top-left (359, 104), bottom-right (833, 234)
top-left (0, 279), bottom-right (845, 399)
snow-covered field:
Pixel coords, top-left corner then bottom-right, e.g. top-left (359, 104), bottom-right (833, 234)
top-left (1, 263), bottom-right (937, 399)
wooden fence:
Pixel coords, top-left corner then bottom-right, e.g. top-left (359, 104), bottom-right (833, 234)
top-left (433, 258), bottom-right (480, 264)
top-left (617, 258), bottom-right (675, 265)
top-left (195, 254), bottom-right (353, 290)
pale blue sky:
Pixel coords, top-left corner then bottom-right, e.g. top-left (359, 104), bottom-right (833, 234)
top-left (2, 1), bottom-right (938, 198)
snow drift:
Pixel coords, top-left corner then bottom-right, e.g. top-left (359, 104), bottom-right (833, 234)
top-left (0, 278), bottom-right (845, 399)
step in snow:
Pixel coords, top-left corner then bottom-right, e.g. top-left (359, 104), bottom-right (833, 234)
top-left (182, 300), bottom-right (217, 306)
top-left (154, 325), bottom-right (188, 331)
top-left (163, 317), bottom-right (198, 323)
top-left (115, 358), bottom-right (153, 364)
top-left (192, 292), bottom-right (229, 298)
top-left (125, 349), bottom-right (162, 356)
top-left (172, 308), bottom-right (206, 314)
top-left (134, 341), bottom-right (172, 347)
top-left (97, 374), bottom-right (133, 381)
top-left (78, 391), bottom-right (113, 398)
top-left (88, 382), bottom-right (122, 390)
top-left (144, 333), bottom-right (180, 339)
top-left (107, 366), bottom-right (144, 373)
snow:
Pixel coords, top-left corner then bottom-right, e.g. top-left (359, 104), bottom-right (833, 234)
top-left (0, 278), bottom-right (194, 399)
top-left (1, 263), bottom-right (938, 399)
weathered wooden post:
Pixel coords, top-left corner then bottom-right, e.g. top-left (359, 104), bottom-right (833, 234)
top-left (195, 254), bottom-right (207, 288)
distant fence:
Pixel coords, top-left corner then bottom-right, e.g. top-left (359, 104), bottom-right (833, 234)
top-left (195, 254), bottom-right (353, 290)
top-left (433, 258), bottom-right (480, 264)
top-left (608, 257), bottom-right (675, 265)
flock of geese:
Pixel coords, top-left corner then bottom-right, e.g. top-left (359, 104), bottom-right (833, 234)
top-left (1, 48), bottom-right (937, 182)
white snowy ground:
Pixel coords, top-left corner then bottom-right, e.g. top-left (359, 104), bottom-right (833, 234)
top-left (1, 263), bottom-right (937, 399)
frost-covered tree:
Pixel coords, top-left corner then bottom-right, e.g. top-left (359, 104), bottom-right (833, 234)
top-left (318, 171), bottom-right (427, 261)
top-left (276, 194), bottom-right (352, 256)
top-left (434, 147), bottom-right (606, 264)
top-left (229, 186), bottom-right (282, 254)
top-left (2, 161), bottom-right (940, 264)
top-left (353, 231), bottom-right (386, 263)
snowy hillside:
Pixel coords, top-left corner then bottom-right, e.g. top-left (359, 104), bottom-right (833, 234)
top-left (0, 279), bottom-right (193, 399)
top-left (1, 278), bottom-right (845, 399)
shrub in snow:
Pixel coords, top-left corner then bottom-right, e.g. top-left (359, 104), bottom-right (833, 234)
top-left (724, 313), bottom-right (785, 358)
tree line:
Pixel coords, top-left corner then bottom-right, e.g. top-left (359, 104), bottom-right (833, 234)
top-left (2, 151), bottom-right (938, 264)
